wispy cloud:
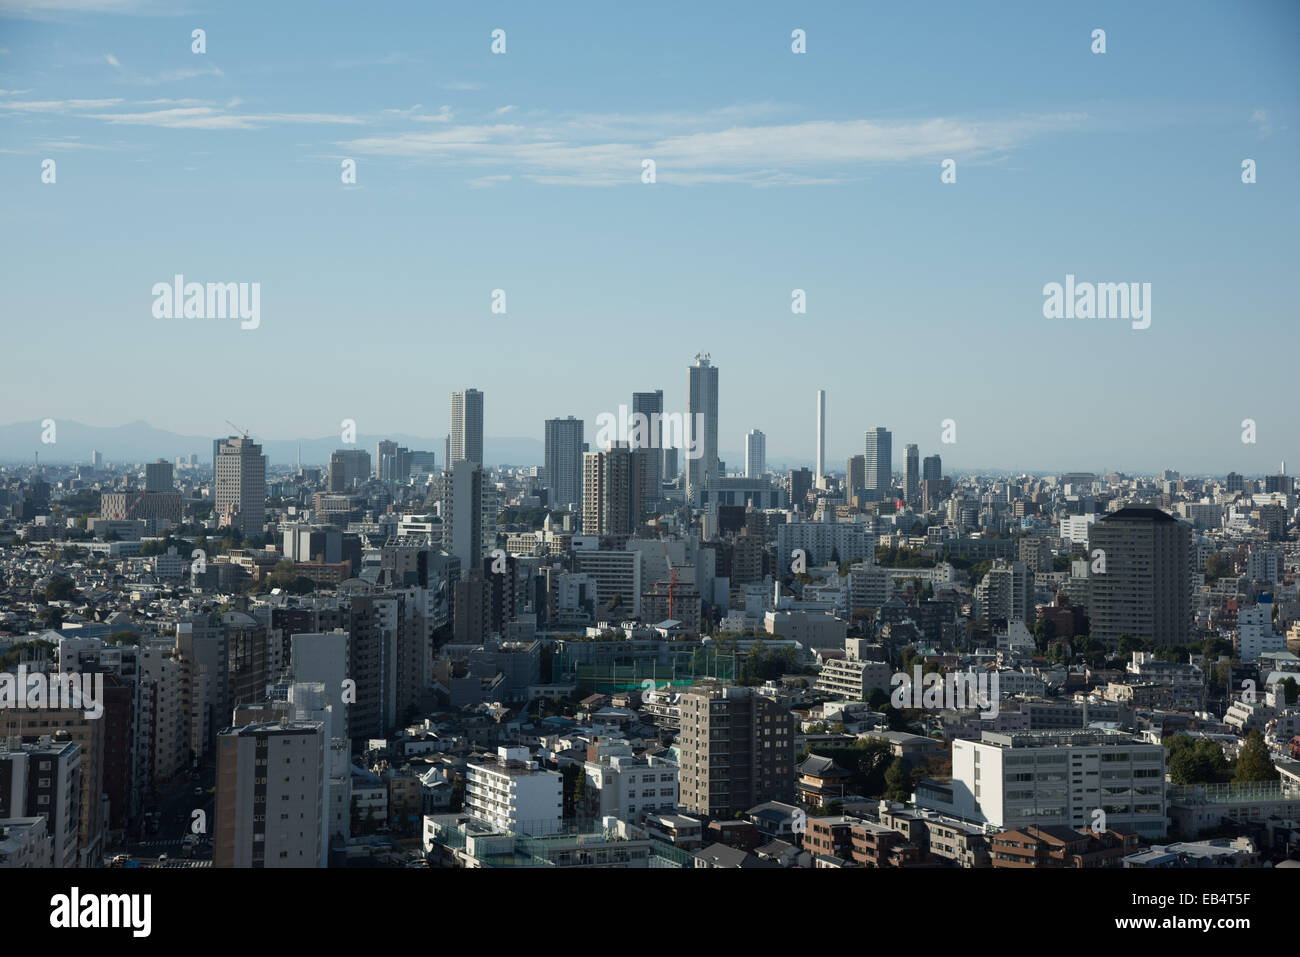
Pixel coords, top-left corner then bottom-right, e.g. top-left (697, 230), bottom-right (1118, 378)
top-left (32, 135), bottom-right (112, 151)
top-left (0, 97), bottom-right (124, 111)
top-left (0, 0), bottom-right (182, 19)
top-left (94, 106), bottom-right (365, 130)
top-left (336, 108), bottom-right (1088, 186)
top-left (1250, 108), bottom-right (1276, 136)
top-left (0, 93), bottom-right (364, 130)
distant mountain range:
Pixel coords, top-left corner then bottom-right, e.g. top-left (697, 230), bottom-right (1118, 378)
top-left (0, 420), bottom-right (1152, 476)
top-left (0, 420), bottom-right (544, 469)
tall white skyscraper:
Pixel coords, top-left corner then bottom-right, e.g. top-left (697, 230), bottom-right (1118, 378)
top-left (449, 388), bottom-right (484, 468)
top-left (686, 355), bottom-right (719, 505)
top-left (544, 416), bottom-right (584, 508)
top-left (214, 436), bottom-right (266, 535)
top-left (816, 390), bottom-right (826, 486)
top-left (864, 427), bottom-right (892, 498)
top-left (745, 429), bottom-right (766, 478)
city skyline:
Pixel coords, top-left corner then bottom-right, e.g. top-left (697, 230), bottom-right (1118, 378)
top-left (2, 0), bottom-right (1296, 473)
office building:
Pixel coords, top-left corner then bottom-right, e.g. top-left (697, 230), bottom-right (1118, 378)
top-left (746, 429), bottom-right (766, 479)
top-left (144, 459), bottom-right (173, 492)
top-left (632, 391), bottom-right (664, 506)
top-left (789, 468), bottom-right (812, 508)
top-left (214, 436), bottom-right (266, 536)
top-left (544, 416), bottom-right (584, 509)
top-left (846, 455), bottom-right (865, 498)
top-left (903, 444), bottom-right (919, 507)
top-left (864, 428), bottom-right (892, 497)
top-left (327, 449), bottom-right (371, 491)
top-left (922, 454), bottom-right (942, 484)
top-left (449, 388), bottom-right (485, 467)
top-left (685, 355), bottom-right (719, 505)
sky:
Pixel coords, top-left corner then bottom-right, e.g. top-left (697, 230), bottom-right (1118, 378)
top-left (1, 0), bottom-right (1297, 475)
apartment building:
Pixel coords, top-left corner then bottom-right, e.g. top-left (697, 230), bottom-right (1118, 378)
top-left (0, 737), bottom-right (81, 868)
top-left (677, 685), bottom-right (794, 818)
top-left (214, 721), bottom-right (327, 868)
top-left (583, 739), bottom-right (679, 822)
top-left (0, 816), bottom-right (53, 868)
top-left (465, 747), bottom-right (563, 836)
top-left (922, 730), bottom-right (1168, 839)
top-left (990, 824), bottom-right (1141, 868)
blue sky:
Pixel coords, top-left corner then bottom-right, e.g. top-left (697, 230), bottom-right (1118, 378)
top-left (1, 0), bottom-right (1297, 473)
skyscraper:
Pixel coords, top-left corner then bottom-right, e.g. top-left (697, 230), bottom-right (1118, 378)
top-left (686, 355), bottom-right (719, 505)
top-left (375, 440), bottom-right (399, 481)
top-left (449, 388), bottom-right (484, 468)
top-left (816, 390), bottom-right (826, 486)
top-left (745, 429), bottom-right (766, 478)
top-left (846, 455), bottom-right (865, 498)
top-left (443, 459), bottom-right (486, 569)
top-left (544, 416), bottom-right (584, 508)
top-left (632, 390), bottom-right (664, 508)
top-left (145, 459), bottom-right (173, 492)
top-left (328, 449), bottom-right (371, 491)
top-left (922, 454), bottom-right (942, 483)
top-left (582, 443), bottom-right (640, 536)
top-left (903, 444), bottom-right (919, 507)
top-left (214, 436), bottom-right (266, 535)
top-left (662, 447), bottom-right (679, 485)
top-left (864, 427), bottom-right (892, 498)
top-left (1087, 506), bottom-right (1193, 646)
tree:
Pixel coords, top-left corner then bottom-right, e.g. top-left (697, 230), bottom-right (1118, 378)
top-left (1204, 553), bottom-right (1235, 583)
top-left (883, 758), bottom-right (911, 803)
top-left (1280, 677), bottom-right (1299, 706)
top-left (1032, 617), bottom-right (1056, 652)
top-left (1166, 736), bottom-right (1231, 785)
top-left (1234, 730), bottom-right (1279, 783)
top-left (44, 577), bottom-right (77, 602)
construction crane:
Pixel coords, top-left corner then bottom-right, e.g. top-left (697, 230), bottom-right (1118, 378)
top-left (225, 420), bottom-right (249, 439)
